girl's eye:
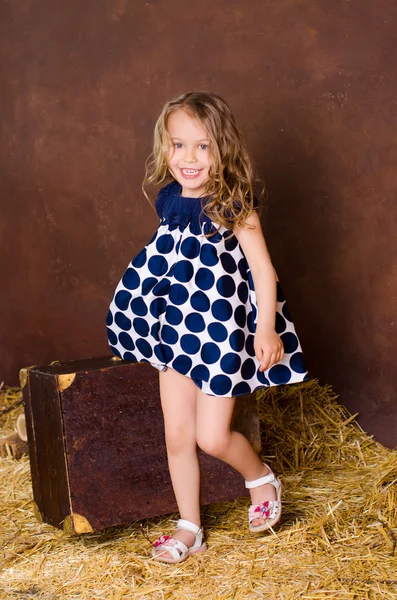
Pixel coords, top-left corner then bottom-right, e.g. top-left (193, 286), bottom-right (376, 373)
top-left (174, 142), bottom-right (183, 149)
top-left (199, 144), bottom-right (209, 150)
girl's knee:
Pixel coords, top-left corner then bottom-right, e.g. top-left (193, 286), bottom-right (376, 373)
top-left (165, 425), bottom-right (196, 455)
top-left (196, 431), bottom-right (231, 458)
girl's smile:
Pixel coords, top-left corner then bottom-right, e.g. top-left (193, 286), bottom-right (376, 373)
top-left (166, 109), bottom-right (213, 198)
top-left (180, 168), bottom-right (203, 179)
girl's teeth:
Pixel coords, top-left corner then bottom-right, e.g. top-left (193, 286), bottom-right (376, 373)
top-left (182, 169), bottom-right (199, 174)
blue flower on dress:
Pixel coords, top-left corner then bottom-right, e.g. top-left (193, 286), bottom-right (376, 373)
top-left (166, 211), bottom-right (191, 230)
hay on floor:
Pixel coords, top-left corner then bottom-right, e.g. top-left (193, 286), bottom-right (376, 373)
top-left (0, 378), bottom-right (396, 599)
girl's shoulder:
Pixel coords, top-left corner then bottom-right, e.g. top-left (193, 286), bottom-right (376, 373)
top-left (155, 180), bottom-right (179, 218)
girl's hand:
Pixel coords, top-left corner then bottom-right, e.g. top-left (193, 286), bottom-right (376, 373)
top-left (254, 327), bottom-right (284, 372)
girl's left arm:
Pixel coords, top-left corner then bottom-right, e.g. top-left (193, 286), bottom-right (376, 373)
top-left (234, 213), bottom-right (284, 371)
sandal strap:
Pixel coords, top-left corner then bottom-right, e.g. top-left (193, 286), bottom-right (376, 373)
top-left (155, 539), bottom-right (189, 560)
top-left (176, 518), bottom-right (202, 535)
top-left (245, 471), bottom-right (275, 489)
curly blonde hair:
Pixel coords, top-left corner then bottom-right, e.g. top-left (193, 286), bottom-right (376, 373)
top-left (142, 91), bottom-right (264, 238)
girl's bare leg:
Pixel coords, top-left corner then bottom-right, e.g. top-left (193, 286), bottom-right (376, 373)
top-left (196, 390), bottom-right (276, 527)
top-left (155, 367), bottom-right (201, 558)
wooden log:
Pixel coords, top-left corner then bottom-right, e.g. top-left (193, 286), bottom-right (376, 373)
top-left (0, 432), bottom-right (28, 459)
top-left (21, 356), bottom-right (261, 534)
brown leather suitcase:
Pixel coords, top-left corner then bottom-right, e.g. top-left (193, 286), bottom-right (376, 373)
top-left (20, 356), bottom-right (261, 534)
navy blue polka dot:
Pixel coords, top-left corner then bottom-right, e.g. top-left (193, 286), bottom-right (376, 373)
top-left (119, 332), bottom-right (135, 350)
top-left (172, 355), bottom-right (192, 374)
top-left (234, 305), bottom-right (246, 328)
top-left (245, 335), bottom-right (255, 357)
top-left (268, 364), bottom-right (292, 384)
top-left (257, 370), bottom-right (270, 385)
top-left (200, 244), bottom-right (218, 267)
top-left (148, 255), bottom-right (168, 277)
top-left (130, 297), bottom-right (148, 317)
top-left (201, 342), bottom-right (221, 364)
top-left (181, 334), bottom-right (201, 354)
top-left (241, 358), bottom-right (256, 380)
top-left (195, 267), bottom-right (215, 290)
top-left (247, 310), bottom-right (256, 333)
top-left (203, 222), bottom-right (222, 243)
top-left (123, 351), bottom-right (137, 361)
top-left (141, 277), bottom-right (158, 295)
top-left (133, 318), bottom-right (149, 337)
top-left (174, 260), bottom-right (194, 283)
top-left (220, 253), bottom-right (237, 273)
top-left (161, 344), bottom-right (175, 363)
top-left (237, 282), bottom-right (249, 304)
top-left (232, 381), bottom-right (251, 395)
top-left (115, 312), bottom-right (131, 331)
top-left (136, 338), bottom-right (153, 358)
top-left (208, 322), bottom-right (228, 342)
top-left (290, 352), bottom-right (306, 373)
top-left (165, 305), bottom-right (183, 325)
top-left (224, 234), bottom-right (238, 252)
top-left (169, 283), bottom-right (189, 305)
top-left (275, 312), bottom-right (287, 334)
top-left (150, 297), bottom-right (167, 318)
top-left (153, 344), bottom-right (166, 363)
top-left (220, 353), bottom-right (241, 374)
top-left (191, 291), bottom-right (210, 312)
top-left (238, 258), bottom-right (248, 280)
top-left (216, 275), bottom-right (236, 298)
top-left (247, 270), bottom-right (254, 291)
top-left (122, 268), bottom-right (140, 290)
top-left (282, 302), bottom-right (292, 322)
top-left (181, 236), bottom-right (200, 259)
top-left (162, 324), bottom-right (179, 345)
top-left (229, 328), bottom-right (245, 352)
top-left (191, 364), bottom-right (210, 382)
top-left (210, 375), bottom-right (232, 395)
top-left (152, 279), bottom-right (170, 297)
top-left (106, 309), bottom-right (113, 326)
top-left (185, 313), bottom-right (205, 333)
top-left (116, 290), bottom-right (132, 311)
top-left (212, 299), bottom-right (233, 321)
top-left (156, 234), bottom-right (174, 254)
top-left (151, 321), bottom-right (160, 340)
top-left (107, 327), bottom-right (117, 345)
top-left (132, 248), bottom-right (147, 268)
top-left (281, 332), bottom-right (299, 354)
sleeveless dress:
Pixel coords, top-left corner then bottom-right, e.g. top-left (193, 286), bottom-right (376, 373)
top-left (106, 180), bottom-right (309, 397)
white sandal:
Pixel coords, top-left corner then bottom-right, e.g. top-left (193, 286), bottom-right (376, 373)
top-left (245, 463), bottom-right (283, 533)
top-left (151, 518), bottom-right (207, 564)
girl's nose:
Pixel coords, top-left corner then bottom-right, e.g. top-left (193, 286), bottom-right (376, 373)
top-left (184, 148), bottom-right (197, 162)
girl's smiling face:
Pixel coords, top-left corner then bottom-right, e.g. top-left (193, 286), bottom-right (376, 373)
top-left (166, 109), bottom-right (213, 198)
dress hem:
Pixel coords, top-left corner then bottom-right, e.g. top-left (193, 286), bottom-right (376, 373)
top-left (112, 352), bottom-right (311, 398)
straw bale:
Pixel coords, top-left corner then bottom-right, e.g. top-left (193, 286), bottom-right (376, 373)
top-left (0, 378), bottom-right (396, 599)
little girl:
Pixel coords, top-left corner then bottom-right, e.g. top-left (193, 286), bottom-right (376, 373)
top-left (106, 91), bottom-right (308, 564)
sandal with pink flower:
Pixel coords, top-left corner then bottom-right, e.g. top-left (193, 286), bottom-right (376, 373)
top-left (245, 463), bottom-right (283, 533)
top-left (152, 518), bottom-right (207, 564)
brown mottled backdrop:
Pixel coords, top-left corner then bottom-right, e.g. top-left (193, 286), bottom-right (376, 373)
top-left (1, 1), bottom-right (396, 447)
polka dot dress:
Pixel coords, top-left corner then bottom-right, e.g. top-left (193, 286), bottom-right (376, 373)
top-left (106, 180), bottom-right (309, 397)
